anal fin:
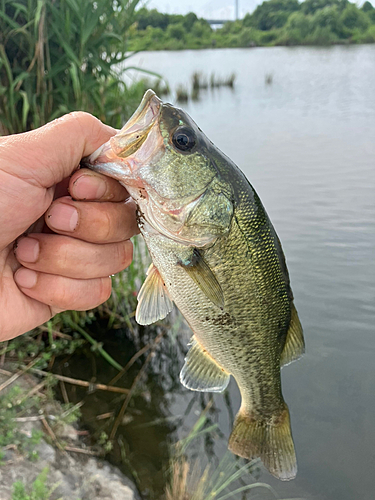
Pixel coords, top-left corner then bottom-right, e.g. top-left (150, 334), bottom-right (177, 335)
top-left (135, 264), bottom-right (173, 325)
top-left (280, 303), bottom-right (305, 367)
top-left (180, 336), bottom-right (230, 393)
top-left (228, 404), bottom-right (297, 481)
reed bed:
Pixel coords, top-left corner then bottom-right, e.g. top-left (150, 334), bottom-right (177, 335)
top-left (0, 0), bottom-right (151, 134)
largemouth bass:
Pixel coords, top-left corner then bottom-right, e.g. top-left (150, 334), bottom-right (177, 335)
top-left (85, 90), bottom-right (304, 480)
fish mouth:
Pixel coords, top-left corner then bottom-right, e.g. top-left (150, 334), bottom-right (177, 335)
top-left (84, 89), bottom-right (162, 171)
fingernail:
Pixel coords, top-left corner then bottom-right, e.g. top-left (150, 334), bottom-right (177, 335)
top-left (73, 175), bottom-right (107, 200)
top-left (15, 237), bottom-right (40, 263)
top-left (14, 268), bottom-right (37, 289)
top-left (47, 203), bottom-right (78, 232)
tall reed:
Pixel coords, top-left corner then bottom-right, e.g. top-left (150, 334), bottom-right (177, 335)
top-left (0, 0), bottom-right (145, 134)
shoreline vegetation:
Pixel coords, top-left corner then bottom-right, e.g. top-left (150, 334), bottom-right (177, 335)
top-left (128, 0), bottom-right (375, 51)
top-left (0, 0), bottom-right (371, 497)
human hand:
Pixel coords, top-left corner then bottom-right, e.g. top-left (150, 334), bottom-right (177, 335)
top-left (0, 112), bottom-right (138, 341)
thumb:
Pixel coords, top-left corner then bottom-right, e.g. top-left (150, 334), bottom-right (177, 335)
top-left (0, 113), bottom-right (116, 248)
top-left (1, 112), bottom-right (116, 189)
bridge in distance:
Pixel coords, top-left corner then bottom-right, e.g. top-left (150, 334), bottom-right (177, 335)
top-left (205, 19), bottom-right (232, 26)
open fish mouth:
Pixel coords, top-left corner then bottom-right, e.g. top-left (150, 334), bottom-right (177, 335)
top-left (84, 89), bottom-right (162, 167)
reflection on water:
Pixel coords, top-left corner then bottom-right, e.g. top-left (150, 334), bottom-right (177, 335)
top-left (62, 46), bottom-right (375, 500)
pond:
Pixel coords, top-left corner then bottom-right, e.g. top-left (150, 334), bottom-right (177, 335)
top-left (122, 45), bottom-right (375, 500)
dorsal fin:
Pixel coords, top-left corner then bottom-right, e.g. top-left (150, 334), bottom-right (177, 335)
top-left (280, 303), bottom-right (304, 367)
top-left (135, 264), bottom-right (173, 325)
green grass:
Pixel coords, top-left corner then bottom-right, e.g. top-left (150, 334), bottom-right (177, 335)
top-left (11, 468), bottom-right (59, 500)
top-left (0, 384), bottom-right (44, 462)
top-left (0, 374), bottom-right (82, 462)
top-left (166, 407), bottom-right (306, 500)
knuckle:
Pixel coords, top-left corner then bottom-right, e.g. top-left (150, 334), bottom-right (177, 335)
top-left (99, 277), bottom-right (112, 303)
top-left (66, 112), bottom-right (92, 135)
top-left (68, 111), bottom-right (95, 126)
top-left (53, 277), bottom-right (111, 311)
top-left (115, 241), bottom-right (133, 271)
top-left (56, 240), bottom-right (71, 271)
top-left (68, 110), bottom-right (87, 120)
top-left (98, 209), bottom-right (113, 241)
top-left (82, 206), bottom-right (113, 242)
top-left (67, 112), bottom-right (104, 146)
top-left (69, 112), bottom-right (109, 146)
top-left (52, 281), bottom-right (70, 308)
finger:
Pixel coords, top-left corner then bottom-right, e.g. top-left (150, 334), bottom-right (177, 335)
top-left (15, 234), bottom-right (133, 279)
top-left (45, 196), bottom-right (139, 243)
top-left (14, 268), bottom-right (112, 311)
top-left (69, 168), bottom-right (129, 202)
top-left (2, 112), bottom-right (116, 188)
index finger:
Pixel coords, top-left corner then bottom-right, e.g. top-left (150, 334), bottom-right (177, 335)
top-left (69, 169), bottom-right (129, 202)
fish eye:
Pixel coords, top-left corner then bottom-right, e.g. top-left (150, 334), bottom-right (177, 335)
top-left (172, 127), bottom-right (196, 152)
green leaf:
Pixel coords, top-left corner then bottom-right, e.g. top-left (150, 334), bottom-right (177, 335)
top-left (53, 29), bottom-right (81, 66)
top-left (34, 0), bottom-right (45, 33)
top-left (0, 10), bottom-right (21, 30)
top-left (69, 62), bottom-right (81, 101)
top-left (82, 12), bottom-right (101, 45)
top-left (20, 91), bottom-right (30, 129)
top-left (65, 0), bottom-right (81, 16)
top-left (11, 2), bottom-right (28, 17)
top-left (124, 66), bottom-right (163, 79)
top-left (12, 71), bottom-right (30, 89)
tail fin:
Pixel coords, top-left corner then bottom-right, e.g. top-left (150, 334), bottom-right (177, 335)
top-left (228, 404), bottom-right (297, 481)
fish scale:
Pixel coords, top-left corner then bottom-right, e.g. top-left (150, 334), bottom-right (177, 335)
top-left (85, 89), bottom-right (305, 481)
top-left (145, 217), bottom-right (287, 413)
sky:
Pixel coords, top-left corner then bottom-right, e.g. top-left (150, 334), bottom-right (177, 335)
top-left (145, 0), bottom-right (373, 19)
top-left (146, 0), bottom-right (261, 20)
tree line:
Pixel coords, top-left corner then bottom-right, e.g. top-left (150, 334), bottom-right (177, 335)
top-left (128, 0), bottom-right (375, 50)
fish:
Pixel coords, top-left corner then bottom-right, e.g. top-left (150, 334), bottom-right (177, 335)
top-left (84, 90), bottom-right (304, 480)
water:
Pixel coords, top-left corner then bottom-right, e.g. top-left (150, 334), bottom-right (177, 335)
top-left (125, 46), bottom-right (375, 500)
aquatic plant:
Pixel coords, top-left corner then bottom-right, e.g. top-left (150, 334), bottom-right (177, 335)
top-left (176, 85), bottom-right (189, 103)
top-left (210, 73), bottom-right (236, 88)
top-left (192, 72), bottom-right (209, 91)
top-left (149, 78), bottom-right (171, 96)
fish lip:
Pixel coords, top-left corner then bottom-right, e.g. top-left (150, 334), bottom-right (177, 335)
top-left (118, 89), bottom-right (161, 139)
top-left (83, 89), bottom-right (162, 168)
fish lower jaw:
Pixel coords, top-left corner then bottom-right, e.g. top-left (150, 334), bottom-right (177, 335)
top-left (87, 159), bottom-right (134, 184)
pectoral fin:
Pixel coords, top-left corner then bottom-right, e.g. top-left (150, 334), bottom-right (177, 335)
top-left (179, 248), bottom-right (224, 309)
top-left (135, 264), bottom-right (173, 325)
top-left (280, 303), bottom-right (305, 367)
top-left (180, 336), bottom-right (230, 392)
